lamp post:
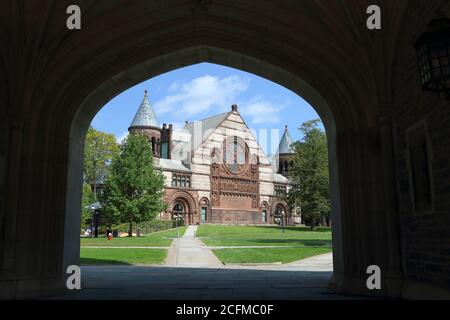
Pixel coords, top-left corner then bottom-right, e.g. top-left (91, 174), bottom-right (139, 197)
top-left (414, 17), bottom-right (450, 100)
top-left (173, 207), bottom-right (183, 265)
top-left (90, 204), bottom-right (95, 238)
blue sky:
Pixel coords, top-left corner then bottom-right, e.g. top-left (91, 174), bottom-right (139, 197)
top-left (92, 62), bottom-right (321, 155)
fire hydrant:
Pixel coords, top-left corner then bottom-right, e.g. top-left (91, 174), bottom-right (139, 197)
top-left (107, 233), bottom-right (113, 241)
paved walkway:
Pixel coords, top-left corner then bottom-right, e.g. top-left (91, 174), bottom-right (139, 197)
top-left (54, 265), bottom-right (343, 300)
top-left (165, 225), bottom-right (223, 267)
top-left (50, 227), bottom-right (349, 300)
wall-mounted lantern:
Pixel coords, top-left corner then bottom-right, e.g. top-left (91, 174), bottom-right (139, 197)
top-left (414, 18), bottom-right (450, 100)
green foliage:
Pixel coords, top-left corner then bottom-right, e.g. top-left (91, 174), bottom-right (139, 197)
top-left (102, 133), bottom-right (167, 236)
top-left (84, 126), bottom-right (119, 199)
top-left (81, 183), bottom-right (95, 228)
top-left (288, 119), bottom-right (330, 229)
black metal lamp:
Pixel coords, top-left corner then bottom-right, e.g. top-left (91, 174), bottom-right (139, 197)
top-left (414, 18), bottom-right (450, 100)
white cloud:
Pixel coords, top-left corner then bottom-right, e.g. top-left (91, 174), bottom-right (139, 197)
top-left (154, 75), bottom-right (249, 117)
top-left (240, 96), bottom-right (285, 124)
top-left (167, 81), bottom-right (181, 93)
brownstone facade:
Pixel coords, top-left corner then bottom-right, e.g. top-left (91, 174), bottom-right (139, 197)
top-left (127, 93), bottom-right (293, 226)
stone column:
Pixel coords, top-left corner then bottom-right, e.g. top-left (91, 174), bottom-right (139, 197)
top-left (379, 109), bottom-right (404, 297)
top-left (0, 119), bottom-right (22, 298)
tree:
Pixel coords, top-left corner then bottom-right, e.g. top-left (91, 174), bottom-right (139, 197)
top-left (102, 133), bottom-right (167, 236)
top-left (84, 126), bottom-right (119, 200)
top-left (288, 119), bottom-right (330, 230)
top-left (81, 183), bottom-right (95, 228)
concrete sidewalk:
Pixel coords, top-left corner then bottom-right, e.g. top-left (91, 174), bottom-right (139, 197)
top-left (165, 225), bottom-right (223, 268)
top-left (52, 227), bottom-right (342, 300)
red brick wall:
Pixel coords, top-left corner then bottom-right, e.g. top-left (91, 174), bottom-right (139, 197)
top-left (210, 209), bottom-right (262, 224)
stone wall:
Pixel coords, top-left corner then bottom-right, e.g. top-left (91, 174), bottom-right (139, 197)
top-left (210, 209), bottom-right (262, 224)
top-left (392, 2), bottom-right (450, 292)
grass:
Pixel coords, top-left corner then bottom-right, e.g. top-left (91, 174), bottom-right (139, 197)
top-left (80, 248), bottom-right (167, 265)
top-left (79, 227), bottom-right (186, 266)
top-left (198, 225), bottom-right (332, 264)
top-left (213, 247), bottom-right (332, 264)
top-left (80, 226), bottom-right (186, 247)
top-left (79, 225), bottom-right (332, 265)
top-left (196, 225), bottom-right (332, 247)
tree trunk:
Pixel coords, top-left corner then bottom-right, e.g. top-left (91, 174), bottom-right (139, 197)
top-left (129, 221), bottom-right (133, 237)
top-left (310, 219), bottom-right (316, 231)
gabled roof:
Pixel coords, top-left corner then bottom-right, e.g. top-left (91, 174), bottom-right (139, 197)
top-left (129, 91), bottom-right (159, 128)
top-left (183, 112), bottom-right (230, 151)
top-left (277, 125), bottom-right (294, 154)
top-left (273, 173), bottom-right (290, 184)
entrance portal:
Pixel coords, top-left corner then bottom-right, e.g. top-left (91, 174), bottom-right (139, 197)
top-left (172, 199), bottom-right (193, 225)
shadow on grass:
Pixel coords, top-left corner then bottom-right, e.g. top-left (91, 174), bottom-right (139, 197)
top-left (257, 226), bottom-right (331, 232)
top-left (204, 238), bottom-right (332, 246)
top-left (246, 239), bottom-right (332, 246)
top-left (80, 258), bottom-right (133, 266)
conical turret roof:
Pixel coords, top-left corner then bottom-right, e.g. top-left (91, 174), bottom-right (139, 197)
top-left (277, 125), bottom-right (294, 154)
top-left (129, 90), bottom-right (159, 128)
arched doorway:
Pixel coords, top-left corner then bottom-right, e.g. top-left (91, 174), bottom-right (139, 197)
top-left (272, 203), bottom-right (288, 226)
top-left (260, 202), bottom-right (270, 224)
top-left (172, 198), bottom-right (193, 225)
top-left (169, 191), bottom-right (197, 225)
top-left (199, 198), bottom-right (211, 224)
top-left (172, 201), bottom-right (186, 225)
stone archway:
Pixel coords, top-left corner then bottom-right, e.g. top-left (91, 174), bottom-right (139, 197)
top-left (271, 201), bottom-right (289, 226)
top-left (3, 0), bottom-right (437, 299)
top-left (171, 199), bottom-right (189, 225)
top-left (65, 46), bottom-right (345, 290)
top-left (169, 191), bottom-right (197, 225)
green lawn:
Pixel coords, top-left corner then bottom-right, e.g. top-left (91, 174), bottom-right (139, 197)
top-left (80, 226), bottom-right (186, 247)
top-left (80, 248), bottom-right (167, 265)
top-left (79, 225), bottom-right (332, 265)
top-left (79, 227), bottom-right (186, 265)
top-left (213, 247), bottom-right (332, 264)
top-left (196, 225), bottom-right (332, 247)
top-left (198, 225), bottom-right (332, 264)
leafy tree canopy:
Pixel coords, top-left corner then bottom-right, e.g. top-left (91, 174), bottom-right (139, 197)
top-left (288, 119), bottom-right (330, 229)
top-left (84, 126), bottom-right (119, 198)
top-left (102, 133), bottom-right (167, 236)
top-left (81, 183), bottom-right (95, 228)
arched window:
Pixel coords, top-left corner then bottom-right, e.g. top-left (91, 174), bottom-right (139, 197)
top-left (223, 136), bottom-right (247, 174)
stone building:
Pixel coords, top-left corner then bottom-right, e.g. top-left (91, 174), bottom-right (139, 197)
top-left (128, 91), bottom-right (294, 225)
top-left (2, 0), bottom-right (450, 299)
